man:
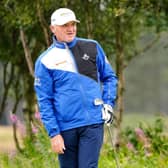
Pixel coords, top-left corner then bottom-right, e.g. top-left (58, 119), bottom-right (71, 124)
top-left (34, 8), bottom-right (118, 168)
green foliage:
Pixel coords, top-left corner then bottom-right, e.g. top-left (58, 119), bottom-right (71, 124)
top-left (99, 143), bottom-right (167, 168)
top-left (0, 122), bottom-right (59, 168)
top-left (99, 117), bottom-right (168, 167)
top-left (142, 118), bottom-right (168, 155)
top-left (123, 117), bottom-right (168, 156)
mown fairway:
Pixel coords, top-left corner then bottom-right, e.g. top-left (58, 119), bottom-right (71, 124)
top-left (0, 126), bottom-right (16, 154)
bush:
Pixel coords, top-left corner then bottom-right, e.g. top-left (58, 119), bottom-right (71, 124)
top-left (0, 112), bottom-right (59, 168)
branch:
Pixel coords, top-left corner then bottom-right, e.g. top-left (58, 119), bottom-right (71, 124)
top-left (13, 123), bottom-right (23, 153)
top-left (125, 33), bottom-right (161, 68)
top-left (20, 28), bottom-right (34, 77)
top-left (135, 33), bottom-right (161, 57)
top-left (36, 1), bottom-right (50, 47)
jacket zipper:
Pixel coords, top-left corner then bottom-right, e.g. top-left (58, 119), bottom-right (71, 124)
top-left (64, 43), bottom-right (78, 72)
top-left (79, 83), bottom-right (90, 120)
top-left (64, 43), bottom-right (89, 121)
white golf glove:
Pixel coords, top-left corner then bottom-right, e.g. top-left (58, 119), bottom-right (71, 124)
top-left (102, 104), bottom-right (114, 126)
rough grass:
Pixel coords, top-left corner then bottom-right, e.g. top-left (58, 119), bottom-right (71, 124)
top-left (122, 112), bottom-right (164, 128)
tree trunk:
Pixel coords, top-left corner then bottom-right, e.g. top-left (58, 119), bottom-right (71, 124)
top-left (84, 0), bottom-right (93, 39)
top-left (20, 28), bottom-right (34, 77)
top-left (12, 73), bottom-right (23, 152)
top-left (12, 123), bottom-right (22, 152)
top-left (22, 75), bottom-right (36, 140)
top-left (113, 16), bottom-right (125, 148)
top-left (0, 63), bottom-right (14, 118)
top-left (20, 28), bottom-right (36, 140)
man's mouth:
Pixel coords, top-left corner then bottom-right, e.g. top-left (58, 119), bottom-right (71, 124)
top-left (67, 33), bottom-right (74, 36)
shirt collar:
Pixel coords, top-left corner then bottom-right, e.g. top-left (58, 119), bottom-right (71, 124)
top-left (52, 35), bottom-right (77, 49)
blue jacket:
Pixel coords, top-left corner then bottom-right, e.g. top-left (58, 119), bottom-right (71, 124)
top-left (34, 36), bottom-right (118, 138)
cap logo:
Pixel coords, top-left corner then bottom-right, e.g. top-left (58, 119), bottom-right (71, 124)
top-left (60, 12), bottom-right (72, 17)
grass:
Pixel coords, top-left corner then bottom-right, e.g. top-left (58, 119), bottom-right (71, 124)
top-left (122, 112), bottom-right (162, 128)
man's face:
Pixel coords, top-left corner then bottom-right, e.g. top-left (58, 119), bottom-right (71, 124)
top-left (50, 21), bottom-right (77, 43)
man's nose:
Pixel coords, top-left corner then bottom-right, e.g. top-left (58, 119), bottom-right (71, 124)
top-left (67, 25), bottom-right (74, 31)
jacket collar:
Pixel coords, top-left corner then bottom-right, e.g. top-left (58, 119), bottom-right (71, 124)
top-left (52, 35), bottom-right (77, 49)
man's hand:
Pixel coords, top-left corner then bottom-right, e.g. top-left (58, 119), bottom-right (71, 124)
top-left (50, 134), bottom-right (66, 154)
top-left (102, 104), bottom-right (114, 126)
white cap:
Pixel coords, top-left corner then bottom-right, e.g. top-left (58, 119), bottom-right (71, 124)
top-left (51, 8), bottom-right (80, 26)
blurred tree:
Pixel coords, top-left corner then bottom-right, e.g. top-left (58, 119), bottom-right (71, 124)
top-left (98, 0), bottom-right (168, 147)
top-left (0, 0), bottom-right (168, 151)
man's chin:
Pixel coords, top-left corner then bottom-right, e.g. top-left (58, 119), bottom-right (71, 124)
top-left (66, 37), bottom-right (75, 43)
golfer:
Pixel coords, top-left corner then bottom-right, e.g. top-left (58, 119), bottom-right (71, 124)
top-left (34, 8), bottom-right (118, 168)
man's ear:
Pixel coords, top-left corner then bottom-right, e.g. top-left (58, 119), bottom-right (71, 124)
top-left (50, 25), bottom-right (55, 34)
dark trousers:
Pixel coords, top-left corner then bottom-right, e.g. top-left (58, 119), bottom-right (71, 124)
top-left (58, 123), bottom-right (104, 168)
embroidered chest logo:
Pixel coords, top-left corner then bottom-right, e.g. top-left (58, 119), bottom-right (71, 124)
top-left (82, 53), bottom-right (90, 60)
top-left (55, 60), bottom-right (67, 66)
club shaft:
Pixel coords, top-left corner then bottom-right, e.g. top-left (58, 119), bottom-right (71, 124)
top-left (107, 126), bottom-right (120, 168)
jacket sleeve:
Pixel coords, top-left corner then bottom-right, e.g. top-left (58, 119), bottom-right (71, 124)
top-left (96, 42), bottom-right (118, 107)
top-left (34, 59), bottom-right (60, 138)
